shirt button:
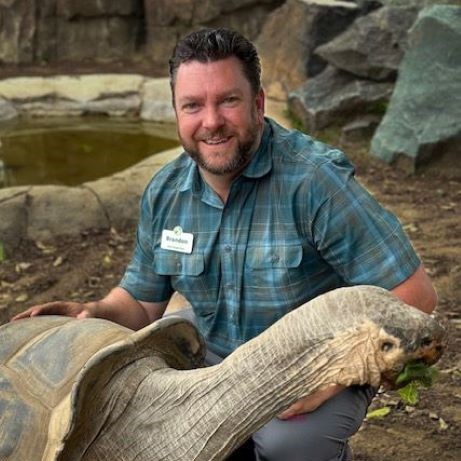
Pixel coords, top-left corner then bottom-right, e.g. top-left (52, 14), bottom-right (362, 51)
top-left (225, 245), bottom-right (232, 252)
top-left (176, 262), bottom-right (182, 270)
top-left (271, 255), bottom-right (280, 263)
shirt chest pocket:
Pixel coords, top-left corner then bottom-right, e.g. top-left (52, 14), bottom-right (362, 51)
top-left (154, 249), bottom-right (205, 285)
top-left (245, 244), bottom-right (304, 288)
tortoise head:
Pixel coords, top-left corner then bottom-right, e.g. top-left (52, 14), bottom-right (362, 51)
top-left (363, 290), bottom-right (447, 389)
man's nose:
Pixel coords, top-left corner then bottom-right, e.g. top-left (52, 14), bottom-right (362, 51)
top-left (202, 105), bottom-right (224, 131)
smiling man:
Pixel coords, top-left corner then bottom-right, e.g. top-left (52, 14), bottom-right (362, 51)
top-left (14, 28), bottom-right (437, 461)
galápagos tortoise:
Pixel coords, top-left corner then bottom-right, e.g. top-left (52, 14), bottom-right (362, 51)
top-left (0, 285), bottom-right (445, 461)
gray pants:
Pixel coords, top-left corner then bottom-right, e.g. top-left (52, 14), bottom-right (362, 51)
top-left (170, 308), bottom-right (374, 461)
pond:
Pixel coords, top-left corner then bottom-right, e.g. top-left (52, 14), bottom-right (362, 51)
top-left (0, 117), bottom-right (179, 188)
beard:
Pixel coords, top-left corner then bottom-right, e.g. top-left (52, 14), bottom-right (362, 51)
top-left (179, 112), bottom-right (261, 176)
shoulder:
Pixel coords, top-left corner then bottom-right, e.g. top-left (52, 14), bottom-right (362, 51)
top-left (267, 118), bottom-right (355, 185)
top-left (143, 151), bottom-right (192, 197)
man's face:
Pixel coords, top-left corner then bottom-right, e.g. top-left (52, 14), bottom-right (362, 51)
top-left (173, 56), bottom-right (265, 177)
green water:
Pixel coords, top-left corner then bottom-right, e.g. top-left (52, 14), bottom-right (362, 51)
top-left (0, 117), bottom-right (179, 188)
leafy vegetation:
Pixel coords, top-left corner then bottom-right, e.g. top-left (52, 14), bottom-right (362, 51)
top-left (396, 361), bottom-right (438, 405)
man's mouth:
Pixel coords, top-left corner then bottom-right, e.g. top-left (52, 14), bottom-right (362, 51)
top-left (202, 136), bottom-right (232, 145)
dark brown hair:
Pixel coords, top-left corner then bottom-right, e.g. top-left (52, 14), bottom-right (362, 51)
top-left (169, 28), bottom-right (261, 99)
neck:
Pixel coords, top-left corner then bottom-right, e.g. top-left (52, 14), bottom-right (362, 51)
top-left (199, 124), bottom-right (264, 204)
top-left (77, 302), bottom-right (381, 461)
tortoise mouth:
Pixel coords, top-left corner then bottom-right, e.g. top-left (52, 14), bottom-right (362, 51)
top-left (381, 337), bottom-right (445, 390)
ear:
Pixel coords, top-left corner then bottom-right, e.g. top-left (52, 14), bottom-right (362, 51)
top-left (255, 88), bottom-right (265, 123)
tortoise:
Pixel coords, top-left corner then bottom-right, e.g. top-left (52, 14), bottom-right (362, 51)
top-left (0, 285), bottom-right (445, 461)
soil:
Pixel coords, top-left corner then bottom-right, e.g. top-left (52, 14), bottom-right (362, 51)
top-left (0, 133), bottom-right (459, 461)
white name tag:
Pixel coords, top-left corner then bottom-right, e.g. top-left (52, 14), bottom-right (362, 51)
top-left (161, 226), bottom-right (194, 254)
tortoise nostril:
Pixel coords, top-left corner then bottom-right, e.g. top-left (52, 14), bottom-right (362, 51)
top-left (421, 337), bottom-right (433, 347)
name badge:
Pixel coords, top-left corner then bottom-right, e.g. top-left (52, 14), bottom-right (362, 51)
top-left (161, 226), bottom-right (194, 254)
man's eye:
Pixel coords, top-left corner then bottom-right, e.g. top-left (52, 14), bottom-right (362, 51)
top-left (182, 103), bottom-right (199, 112)
top-left (222, 96), bottom-right (239, 106)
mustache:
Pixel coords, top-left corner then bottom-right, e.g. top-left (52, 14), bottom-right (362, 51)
top-left (196, 129), bottom-right (232, 141)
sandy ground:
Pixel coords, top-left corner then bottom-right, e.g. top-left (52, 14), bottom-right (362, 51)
top-left (0, 128), bottom-right (459, 460)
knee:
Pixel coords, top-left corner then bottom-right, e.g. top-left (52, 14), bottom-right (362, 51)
top-left (253, 416), bottom-right (348, 461)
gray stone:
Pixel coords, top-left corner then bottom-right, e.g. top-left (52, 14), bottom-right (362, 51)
top-left (26, 185), bottom-right (109, 242)
top-left (55, 16), bottom-right (140, 62)
top-left (143, 0), bottom-right (284, 69)
top-left (56, 0), bottom-right (141, 18)
top-left (315, 6), bottom-right (419, 81)
top-left (0, 0), bottom-right (35, 63)
top-left (0, 187), bottom-right (29, 250)
top-left (0, 98), bottom-right (18, 121)
top-left (256, 0), bottom-right (360, 99)
top-left (140, 78), bottom-right (176, 123)
top-left (84, 147), bottom-right (182, 230)
top-left (288, 65), bottom-right (393, 132)
top-left (340, 115), bottom-right (381, 144)
top-left (370, 5), bottom-right (461, 170)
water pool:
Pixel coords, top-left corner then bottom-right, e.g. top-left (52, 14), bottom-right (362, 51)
top-left (0, 117), bottom-right (179, 188)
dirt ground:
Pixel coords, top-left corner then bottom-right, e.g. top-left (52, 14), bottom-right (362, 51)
top-left (0, 133), bottom-right (459, 460)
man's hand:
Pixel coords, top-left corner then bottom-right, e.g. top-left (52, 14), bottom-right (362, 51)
top-left (11, 301), bottom-right (93, 321)
top-left (278, 384), bottom-right (344, 420)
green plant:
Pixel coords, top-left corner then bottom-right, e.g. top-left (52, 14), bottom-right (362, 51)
top-left (396, 361), bottom-right (438, 405)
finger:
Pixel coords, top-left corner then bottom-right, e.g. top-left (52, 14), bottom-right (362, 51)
top-left (11, 302), bottom-right (68, 321)
top-left (277, 403), bottom-right (301, 420)
top-left (11, 309), bottom-right (34, 321)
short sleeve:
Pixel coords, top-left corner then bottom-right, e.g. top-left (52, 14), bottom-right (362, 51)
top-left (311, 153), bottom-right (420, 289)
top-left (118, 185), bottom-right (174, 302)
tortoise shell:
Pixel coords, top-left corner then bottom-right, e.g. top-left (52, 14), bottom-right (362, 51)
top-left (0, 315), bottom-right (205, 461)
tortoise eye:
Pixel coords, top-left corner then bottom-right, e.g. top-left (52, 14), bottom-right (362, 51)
top-left (381, 341), bottom-right (394, 352)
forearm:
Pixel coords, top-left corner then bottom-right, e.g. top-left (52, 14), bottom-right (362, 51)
top-left (391, 264), bottom-right (437, 314)
top-left (85, 287), bottom-right (166, 330)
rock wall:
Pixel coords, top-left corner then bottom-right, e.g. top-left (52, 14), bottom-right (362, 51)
top-left (0, 0), bottom-right (283, 70)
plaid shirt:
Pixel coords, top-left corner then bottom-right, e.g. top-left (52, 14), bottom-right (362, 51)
top-left (120, 118), bottom-right (420, 356)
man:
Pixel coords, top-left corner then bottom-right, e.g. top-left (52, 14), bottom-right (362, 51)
top-left (14, 28), bottom-right (437, 460)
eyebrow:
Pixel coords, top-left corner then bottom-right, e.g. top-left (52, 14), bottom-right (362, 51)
top-left (177, 88), bottom-right (244, 105)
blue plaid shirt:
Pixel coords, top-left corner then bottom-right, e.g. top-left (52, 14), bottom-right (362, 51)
top-left (120, 118), bottom-right (420, 356)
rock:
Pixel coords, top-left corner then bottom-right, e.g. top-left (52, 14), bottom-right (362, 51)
top-left (0, 0), bottom-right (35, 63)
top-left (26, 185), bottom-right (110, 242)
top-left (0, 0), bottom-right (142, 64)
top-left (0, 98), bottom-right (18, 121)
top-left (315, 6), bottom-right (419, 81)
top-left (56, 0), bottom-right (141, 18)
top-left (140, 78), bottom-right (176, 123)
top-left (55, 16), bottom-right (141, 62)
top-left (256, 0), bottom-right (360, 99)
top-left (0, 187), bottom-right (29, 251)
top-left (0, 75), bottom-right (144, 117)
top-left (370, 5), bottom-right (461, 171)
top-left (143, 0), bottom-right (283, 68)
top-left (340, 114), bottom-right (381, 144)
top-left (84, 147), bottom-right (182, 229)
top-left (0, 75), bottom-right (144, 103)
top-left (288, 65), bottom-right (393, 132)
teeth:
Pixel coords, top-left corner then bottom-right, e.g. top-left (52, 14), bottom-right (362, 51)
top-left (204, 137), bottom-right (229, 145)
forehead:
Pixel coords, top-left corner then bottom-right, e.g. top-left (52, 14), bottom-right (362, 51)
top-left (174, 57), bottom-right (252, 100)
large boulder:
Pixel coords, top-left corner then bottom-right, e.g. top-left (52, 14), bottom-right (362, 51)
top-left (143, 0), bottom-right (284, 69)
top-left (370, 5), bottom-right (461, 171)
top-left (314, 6), bottom-right (419, 81)
top-left (0, 0), bottom-right (142, 64)
top-left (288, 65), bottom-right (393, 132)
top-left (256, 0), bottom-right (360, 99)
top-left (0, 0), bottom-right (35, 63)
top-left (0, 98), bottom-right (18, 121)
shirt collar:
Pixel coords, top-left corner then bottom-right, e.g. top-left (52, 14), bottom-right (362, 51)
top-left (178, 118), bottom-right (272, 193)
top-left (241, 120), bottom-right (272, 179)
